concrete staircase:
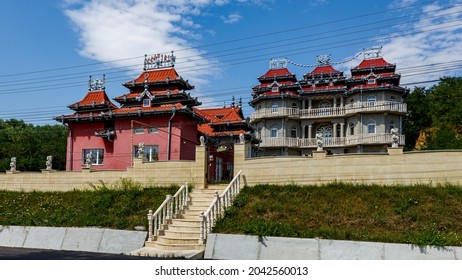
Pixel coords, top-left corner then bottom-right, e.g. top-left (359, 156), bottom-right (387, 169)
top-left (143, 184), bottom-right (227, 253)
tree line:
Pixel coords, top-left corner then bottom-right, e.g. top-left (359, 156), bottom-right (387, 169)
top-left (404, 77), bottom-right (462, 150)
top-left (0, 119), bottom-right (67, 171)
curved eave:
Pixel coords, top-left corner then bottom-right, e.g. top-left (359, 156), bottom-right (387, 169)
top-left (347, 85), bottom-right (407, 95)
top-left (123, 79), bottom-right (194, 90)
top-left (351, 65), bottom-right (396, 74)
top-left (298, 88), bottom-right (347, 95)
top-left (258, 75), bottom-right (297, 82)
top-left (54, 108), bottom-right (206, 124)
top-left (67, 104), bottom-right (118, 111)
top-left (249, 93), bottom-right (299, 106)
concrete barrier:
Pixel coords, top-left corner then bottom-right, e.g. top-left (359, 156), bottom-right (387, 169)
top-left (0, 225), bottom-right (147, 254)
top-left (205, 233), bottom-right (462, 260)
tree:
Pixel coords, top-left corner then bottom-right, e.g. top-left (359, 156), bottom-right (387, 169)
top-left (403, 87), bottom-right (432, 150)
top-left (0, 119), bottom-right (67, 171)
top-left (428, 77), bottom-right (462, 127)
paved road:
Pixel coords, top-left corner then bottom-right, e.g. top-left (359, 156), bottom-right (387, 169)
top-left (0, 246), bottom-right (162, 260)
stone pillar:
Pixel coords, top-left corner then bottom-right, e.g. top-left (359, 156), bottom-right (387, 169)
top-left (340, 96), bottom-right (344, 107)
top-left (233, 142), bottom-right (249, 178)
top-left (340, 123), bottom-right (345, 138)
top-left (312, 150), bottom-right (327, 159)
top-left (308, 125), bottom-right (312, 139)
top-left (333, 97), bottom-right (337, 107)
top-left (308, 98), bottom-right (312, 110)
top-left (387, 147), bottom-right (404, 155)
top-left (333, 123), bottom-right (338, 138)
top-left (133, 157), bottom-right (145, 169)
top-left (195, 144), bottom-right (208, 189)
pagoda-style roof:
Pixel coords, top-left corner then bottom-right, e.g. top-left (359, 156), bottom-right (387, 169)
top-left (195, 106), bottom-right (251, 137)
top-left (258, 68), bottom-right (297, 81)
top-left (307, 65), bottom-right (343, 77)
top-left (123, 67), bottom-right (193, 90)
top-left (353, 57), bottom-right (395, 70)
top-left (68, 90), bottom-right (118, 111)
top-left (55, 103), bottom-right (205, 123)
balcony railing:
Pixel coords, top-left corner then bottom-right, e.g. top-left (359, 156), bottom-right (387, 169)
top-left (250, 101), bottom-right (407, 121)
top-left (258, 133), bottom-right (405, 148)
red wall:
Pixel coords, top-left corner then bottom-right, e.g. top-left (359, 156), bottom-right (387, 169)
top-left (67, 115), bottom-right (200, 171)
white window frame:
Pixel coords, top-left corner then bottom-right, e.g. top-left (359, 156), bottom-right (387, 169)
top-left (143, 99), bottom-right (150, 107)
top-left (367, 119), bottom-right (376, 134)
top-left (367, 95), bottom-right (376, 106)
top-left (82, 149), bottom-right (104, 165)
top-left (133, 145), bottom-right (159, 162)
top-left (134, 128), bottom-right (144, 134)
top-left (148, 127), bottom-right (158, 134)
top-left (271, 102), bottom-right (279, 113)
top-left (270, 127), bottom-right (278, 138)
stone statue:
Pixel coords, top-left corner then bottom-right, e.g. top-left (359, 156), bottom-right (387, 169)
top-left (200, 136), bottom-right (205, 146)
top-left (239, 133), bottom-right (245, 144)
top-left (391, 128), bottom-right (399, 148)
top-left (10, 157), bottom-right (16, 172)
top-left (138, 142), bottom-right (145, 158)
top-left (46, 155), bottom-right (53, 170)
top-left (316, 133), bottom-right (324, 152)
top-left (85, 153), bottom-right (93, 168)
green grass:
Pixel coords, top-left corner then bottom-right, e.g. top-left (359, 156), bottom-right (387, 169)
top-left (213, 182), bottom-right (462, 247)
top-left (0, 178), bottom-right (179, 230)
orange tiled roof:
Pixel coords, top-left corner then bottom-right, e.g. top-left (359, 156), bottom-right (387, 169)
top-left (195, 107), bottom-right (244, 124)
top-left (130, 68), bottom-right (180, 84)
top-left (309, 65), bottom-right (342, 75)
top-left (69, 90), bottom-right (118, 109)
top-left (259, 68), bottom-right (295, 79)
top-left (353, 58), bottom-right (394, 69)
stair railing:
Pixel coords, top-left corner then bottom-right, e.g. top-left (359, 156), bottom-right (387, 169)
top-left (199, 170), bottom-right (242, 244)
top-left (147, 182), bottom-right (189, 242)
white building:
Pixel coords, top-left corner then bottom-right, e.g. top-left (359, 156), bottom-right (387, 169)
top-left (250, 48), bottom-right (408, 156)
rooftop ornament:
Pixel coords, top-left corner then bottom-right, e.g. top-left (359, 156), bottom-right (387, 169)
top-left (88, 75), bottom-right (105, 91)
top-left (364, 46), bottom-right (383, 59)
top-left (317, 54), bottom-right (332, 66)
top-left (144, 51), bottom-right (176, 70)
top-left (269, 58), bottom-right (288, 69)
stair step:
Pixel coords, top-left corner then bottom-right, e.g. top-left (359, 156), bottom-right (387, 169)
top-left (171, 219), bottom-right (201, 227)
top-left (163, 230), bottom-right (201, 238)
top-left (166, 224), bottom-right (200, 231)
top-left (156, 236), bottom-right (200, 245)
top-left (145, 241), bottom-right (205, 251)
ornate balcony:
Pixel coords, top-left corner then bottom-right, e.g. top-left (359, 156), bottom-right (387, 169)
top-left (250, 101), bottom-right (407, 122)
top-left (258, 133), bottom-right (405, 148)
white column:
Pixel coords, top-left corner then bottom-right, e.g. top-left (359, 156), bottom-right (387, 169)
top-left (340, 123), bottom-right (345, 138)
top-left (333, 97), bottom-right (337, 107)
top-left (308, 98), bottom-right (312, 110)
top-left (340, 96), bottom-right (344, 107)
top-left (333, 123), bottom-right (338, 138)
top-left (308, 125), bottom-right (312, 139)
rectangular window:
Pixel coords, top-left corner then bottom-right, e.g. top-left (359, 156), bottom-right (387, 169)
top-left (143, 99), bottom-right (150, 107)
top-left (133, 145), bottom-right (159, 161)
top-left (134, 128), bottom-right (144, 134)
top-left (82, 149), bottom-right (104, 165)
top-left (270, 128), bottom-right (277, 138)
top-left (148, 127), bottom-right (158, 134)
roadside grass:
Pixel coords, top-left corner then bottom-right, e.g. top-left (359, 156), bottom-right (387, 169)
top-left (213, 182), bottom-right (462, 247)
top-left (0, 178), bottom-right (179, 230)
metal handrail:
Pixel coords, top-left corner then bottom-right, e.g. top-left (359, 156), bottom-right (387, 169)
top-left (147, 182), bottom-right (189, 242)
top-left (199, 170), bottom-right (242, 244)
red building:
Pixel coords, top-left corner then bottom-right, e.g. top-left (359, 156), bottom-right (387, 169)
top-left (55, 53), bottom-right (253, 173)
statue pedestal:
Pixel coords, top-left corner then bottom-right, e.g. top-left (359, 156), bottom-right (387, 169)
top-left (312, 150), bottom-right (327, 159)
top-left (5, 170), bottom-right (20, 174)
top-left (41, 169), bottom-right (57, 173)
top-left (387, 147), bottom-right (404, 155)
top-left (81, 167), bottom-right (95, 173)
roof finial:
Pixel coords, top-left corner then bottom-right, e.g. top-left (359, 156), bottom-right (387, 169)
top-left (143, 54), bottom-right (148, 71)
top-left (239, 97), bottom-right (242, 108)
top-left (231, 96), bottom-right (235, 108)
top-left (223, 101), bottom-right (226, 108)
top-left (102, 74), bottom-right (106, 90)
top-left (317, 54), bottom-right (331, 66)
top-left (88, 75), bottom-right (92, 91)
top-left (269, 58), bottom-right (288, 69)
top-left (363, 46), bottom-right (383, 59)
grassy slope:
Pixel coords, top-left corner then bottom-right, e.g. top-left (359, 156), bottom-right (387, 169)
top-left (213, 183), bottom-right (462, 247)
top-left (0, 179), bottom-right (179, 230)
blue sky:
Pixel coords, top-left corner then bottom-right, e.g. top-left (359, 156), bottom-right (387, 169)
top-left (1, 0), bottom-right (461, 125)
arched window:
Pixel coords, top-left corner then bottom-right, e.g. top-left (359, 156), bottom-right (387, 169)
top-left (367, 95), bottom-right (376, 106)
top-left (316, 124), bottom-right (333, 138)
top-left (270, 127), bottom-right (278, 138)
top-left (389, 121), bottom-right (395, 132)
top-left (319, 100), bottom-right (331, 108)
top-left (291, 127), bottom-right (297, 138)
top-left (271, 102), bottom-right (278, 113)
top-left (367, 119), bottom-right (376, 134)
top-left (349, 122), bottom-right (355, 136)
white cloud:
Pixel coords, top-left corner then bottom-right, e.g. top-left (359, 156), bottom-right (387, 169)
top-left (344, 2), bottom-right (462, 86)
top-left (220, 13), bottom-right (243, 24)
top-left (63, 0), bottom-right (228, 88)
